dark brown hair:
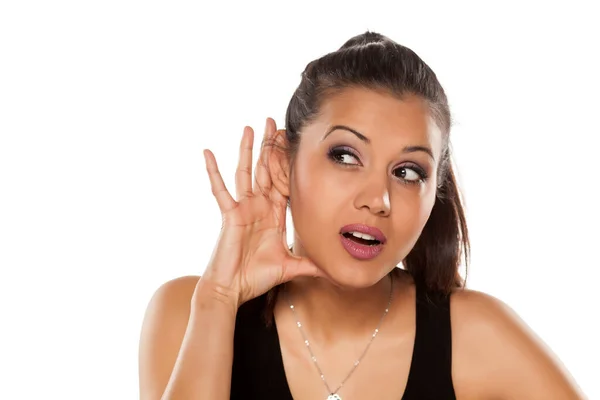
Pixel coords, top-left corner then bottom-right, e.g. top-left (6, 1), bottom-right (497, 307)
top-left (263, 31), bottom-right (469, 324)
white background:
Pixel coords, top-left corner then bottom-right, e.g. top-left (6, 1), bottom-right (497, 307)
top-left (1, 1), bottom-right (598, 398)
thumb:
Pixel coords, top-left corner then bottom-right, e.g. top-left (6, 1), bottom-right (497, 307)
top-left (279, 254), bottom-right (327, 284)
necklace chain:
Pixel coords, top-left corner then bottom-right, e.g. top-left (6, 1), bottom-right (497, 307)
top-left (284, 274), bottom-right (394, 399)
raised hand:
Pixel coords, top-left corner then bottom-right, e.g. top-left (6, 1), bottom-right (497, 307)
top-left (200, 118), bottom-right (324, 308)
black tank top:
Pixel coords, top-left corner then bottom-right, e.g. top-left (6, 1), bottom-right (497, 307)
top-left (230, 276), bottom-right (456, 399)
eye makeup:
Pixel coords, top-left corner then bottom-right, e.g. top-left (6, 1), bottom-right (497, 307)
top-left (326, 145), bottom-right (429, 186)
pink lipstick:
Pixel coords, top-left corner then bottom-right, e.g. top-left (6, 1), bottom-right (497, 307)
top-left (339, 224), bottom-right (386, 260)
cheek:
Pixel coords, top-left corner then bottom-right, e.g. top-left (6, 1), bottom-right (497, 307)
top-left (290, 157), bottom-right (341, 217)
top-left (413, 182), bottom-right (437, 222)
top-left (395, 194), bottom-right (433, 231)
top-left (389, 185), bottom-right (437, 255)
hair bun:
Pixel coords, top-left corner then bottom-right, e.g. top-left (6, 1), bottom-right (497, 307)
top-left (339, 31), bottom-right (389, 50)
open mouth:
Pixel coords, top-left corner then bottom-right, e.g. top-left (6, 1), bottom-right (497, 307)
top-left (341, 232), bottom-right (382, 246)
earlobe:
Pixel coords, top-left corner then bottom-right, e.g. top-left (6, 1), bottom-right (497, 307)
top-left (268, 129), bottom-right (291, 198)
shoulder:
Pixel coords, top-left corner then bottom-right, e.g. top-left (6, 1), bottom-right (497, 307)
top-left (159, 274), bottom-right (201, 299)
top-left (449, 288), bottom-right (585, 399)
top-left (143, 275), bottom-right (201, 321)
top-left (138, 275), bottom-right (200, 399)
top-left (140, 274), bottom-right (201, 345)
top-left (139, 273), bottom-right (201, 334)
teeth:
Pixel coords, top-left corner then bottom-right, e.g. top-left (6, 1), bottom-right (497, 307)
top-left (349, 231), bottom-right (378, 241)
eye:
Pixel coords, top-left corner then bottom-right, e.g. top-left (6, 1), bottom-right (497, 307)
top-left (393, 165), bottom-right (428, 185)
top-left (327, 146), bottom-right (429, 185)
top-left (327, 146), bottom-right (361, 166)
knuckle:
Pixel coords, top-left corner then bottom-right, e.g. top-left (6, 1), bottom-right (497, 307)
top-left (212, 188), bottom-right (225, 197)
top-left (236, 166), bottom-right (252, 174)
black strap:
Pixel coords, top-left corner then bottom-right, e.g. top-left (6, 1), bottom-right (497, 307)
top-left (402, 281), bottom-right (456, 399)
top-left (231, 294), bottom-right (292, 399)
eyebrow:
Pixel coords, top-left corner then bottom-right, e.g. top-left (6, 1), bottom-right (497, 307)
top-left (322, 124), bottom-right (435, 161)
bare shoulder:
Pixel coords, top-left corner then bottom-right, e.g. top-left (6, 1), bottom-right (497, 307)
top-left (148, 275), bottom-right (201, 309)
top-left (449, 288), bottom-right (586, 399)
top-left (142, 275), bottom-right (202, 328)
top-left (138, 275), bottom-right (201, 400)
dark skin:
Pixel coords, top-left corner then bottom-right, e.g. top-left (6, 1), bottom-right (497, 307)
top-left (139, 87), bottom-right (585, 399)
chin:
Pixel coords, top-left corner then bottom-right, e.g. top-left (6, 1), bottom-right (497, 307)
top-left (318, 265), bottom-right (388, 290)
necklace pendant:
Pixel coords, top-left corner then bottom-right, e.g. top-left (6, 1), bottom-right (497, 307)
top-left (327, 394), bottom-right (342, 400)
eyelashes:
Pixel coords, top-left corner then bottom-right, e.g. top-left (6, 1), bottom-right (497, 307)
top-left (326, 146), bottom-right (429, 185)
top-left (328, 146), bottom-right (360, 165)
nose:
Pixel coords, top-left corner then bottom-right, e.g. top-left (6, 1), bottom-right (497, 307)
top-left (354, 176), bottom-right (391, 217)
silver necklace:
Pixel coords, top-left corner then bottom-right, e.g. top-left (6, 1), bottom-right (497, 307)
top-left (284, 274), bottom-right (394, 400)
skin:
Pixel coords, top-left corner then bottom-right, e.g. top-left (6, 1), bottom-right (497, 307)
top-left (269, 88), bottom-right (441, 344)
top-left (139, 87), bottom-right (585, 399)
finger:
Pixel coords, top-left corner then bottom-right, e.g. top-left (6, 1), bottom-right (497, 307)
top-left (203, 149), bottom-right (237, 213)
top-left (253, 118), bottom-right (276, 196)
top-left (235, 126), bottom-right (254, 201)
top-left (273, 195), bottom-right (288, 246)
top-left (269, 182), bottom-right (289, 210)
top-left (280, 254), bottom-right (328, 284)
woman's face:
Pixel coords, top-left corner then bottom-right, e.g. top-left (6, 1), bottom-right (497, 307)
top-left (277, 87), bottom-right (443, 288)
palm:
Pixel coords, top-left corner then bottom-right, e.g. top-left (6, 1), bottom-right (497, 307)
top-left (222, 187), bottom-right (292, 300)
top-left (202, 119), bottom-right (322, 304)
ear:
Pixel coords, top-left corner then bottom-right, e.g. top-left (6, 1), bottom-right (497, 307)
top-left (268, 129), bottom-right (291, 198)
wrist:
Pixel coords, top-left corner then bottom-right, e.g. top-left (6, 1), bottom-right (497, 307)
top-left (192, 276), bottom-right (241, 315)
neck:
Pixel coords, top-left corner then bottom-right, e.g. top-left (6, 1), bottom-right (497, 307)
top-left (282, 266), bottom-right (393, 345)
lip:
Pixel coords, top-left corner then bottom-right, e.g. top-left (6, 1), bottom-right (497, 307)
top-left (339, 235), bottom-right (384, 260)
top-left (339, 224), bottom-right (387, 244)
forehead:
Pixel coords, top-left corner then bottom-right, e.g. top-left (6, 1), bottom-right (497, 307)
top-left (314, 87), bottom-right (441, 153)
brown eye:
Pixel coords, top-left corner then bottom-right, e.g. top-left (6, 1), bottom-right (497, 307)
top-left (393, 165), bottom-right (428, 185)
top-left (327, 147), bottom-right (360, 166)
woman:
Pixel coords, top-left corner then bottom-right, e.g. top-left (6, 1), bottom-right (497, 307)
top-left (138, 32), bottom-right (585, 399)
